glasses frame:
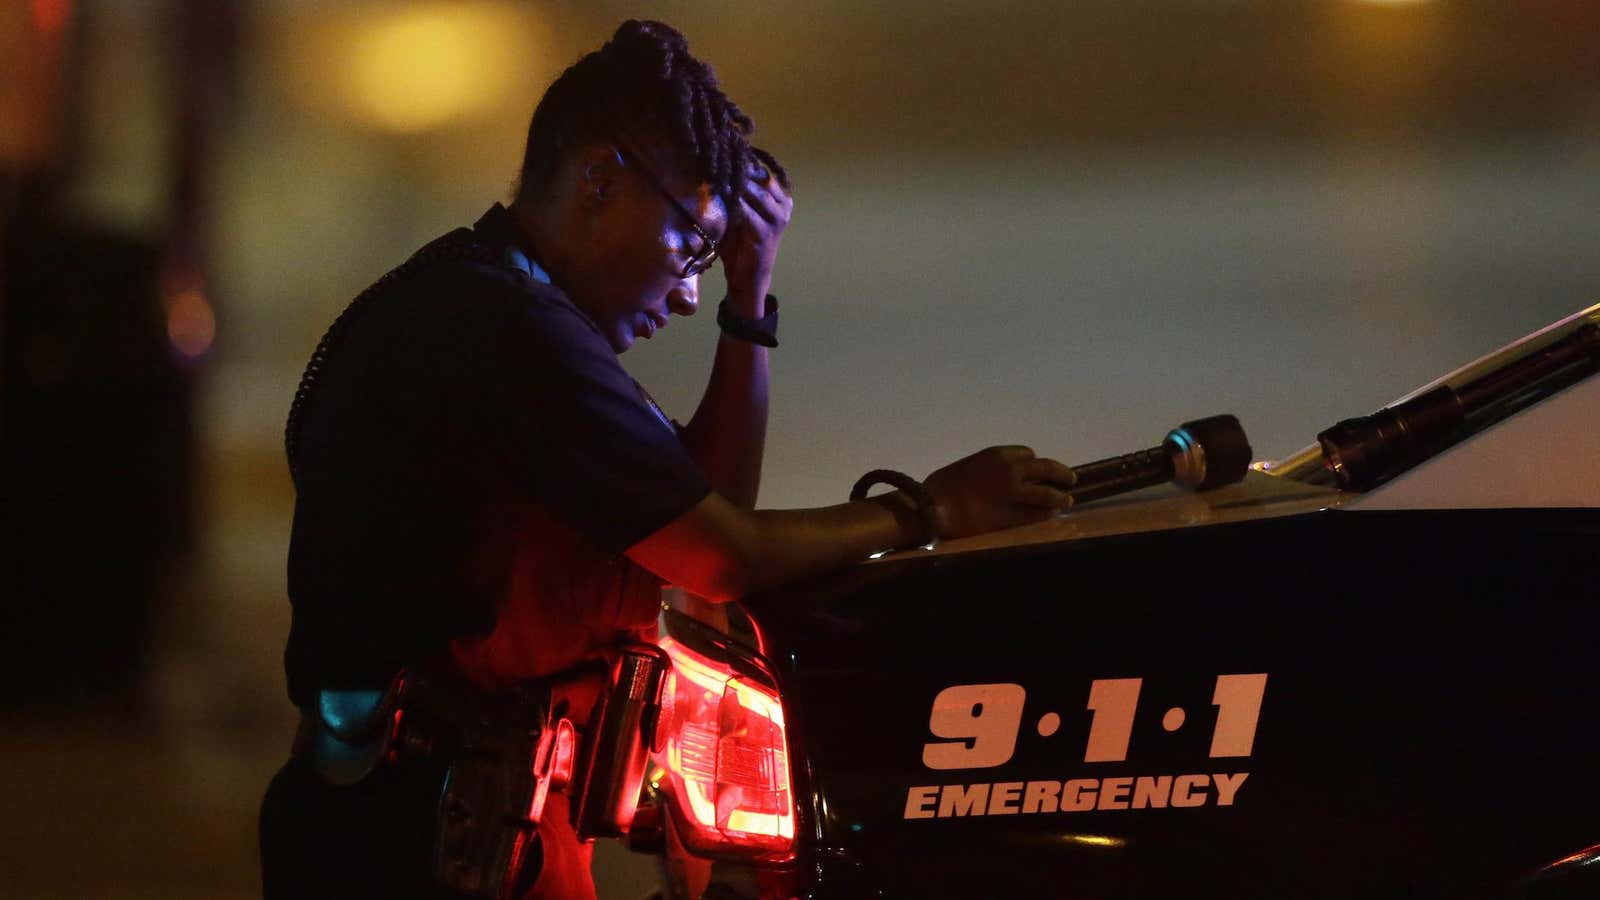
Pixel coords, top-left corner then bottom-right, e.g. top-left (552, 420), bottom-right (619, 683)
top-left (613, 143), bottom-right (720, 279)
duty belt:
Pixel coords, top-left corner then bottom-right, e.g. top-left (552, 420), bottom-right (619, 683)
top-left (294, 644), bottom-right (670, 900)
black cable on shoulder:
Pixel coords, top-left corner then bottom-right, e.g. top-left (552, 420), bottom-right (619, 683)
top-left (284, 235), bottom-right (501, 487)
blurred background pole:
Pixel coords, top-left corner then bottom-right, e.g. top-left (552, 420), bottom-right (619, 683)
top-left (162, 0), bottom-right (236, 354)
top-left (1, 0), bottom-right (235, 712)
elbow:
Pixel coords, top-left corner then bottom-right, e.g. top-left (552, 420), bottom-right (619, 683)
top-left (685, 513), bottom-right (777, 605)
top-left (694, 576), bottom-right (748, 607)
top-left (629, 493), bottom-right (771, 605)
top-left (693, 535), bottom-right (760, 605)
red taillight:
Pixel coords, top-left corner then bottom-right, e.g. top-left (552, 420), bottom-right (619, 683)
top-left (654, 634), bottom-right (796, 860)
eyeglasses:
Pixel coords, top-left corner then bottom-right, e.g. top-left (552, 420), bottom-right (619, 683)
top-left (614, 144), bottom-right (719, 279)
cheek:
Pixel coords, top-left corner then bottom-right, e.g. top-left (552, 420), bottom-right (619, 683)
top-left (615, 198), bottom-right (679, 258)
top-left (588, 238), bottom-right (675, 324)
top-left (588, 204), bottom-right (681, 301)
top-left (631, 225), bottom-right (683, 286)
top-left (640, 226), bottom-right (685, 282)
top-left (608, 220), bottom-right (675, 276)
top-left (659, 224), bottom-right (688, 257)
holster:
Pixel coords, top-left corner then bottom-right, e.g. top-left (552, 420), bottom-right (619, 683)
top-left (409, 670), bottom-right (574, 900)
top-left (297, 645), bottom-right (669, 899)
top-left (299, 667), bottom-right (572, 899)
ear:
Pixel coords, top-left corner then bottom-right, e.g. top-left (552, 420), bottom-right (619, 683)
top-left (575, 144), bottom-right (625, 207)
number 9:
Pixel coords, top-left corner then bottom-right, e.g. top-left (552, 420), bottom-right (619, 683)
top-left (922, 683), bottom-right (1026, 770)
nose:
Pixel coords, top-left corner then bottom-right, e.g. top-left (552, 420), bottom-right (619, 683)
top-left (667, 274), bottom-right (699, 317)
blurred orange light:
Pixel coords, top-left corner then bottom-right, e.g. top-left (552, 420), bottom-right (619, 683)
top-left (31, 0), bottom-right (71, 33)
top-left (341, 3), bottom-right (529, 134)
top-left (167, 288), bottom-right (216, 359)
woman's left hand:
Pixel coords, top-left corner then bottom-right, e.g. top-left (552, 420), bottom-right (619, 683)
top-left (719, 161), bottom-right (793, 315)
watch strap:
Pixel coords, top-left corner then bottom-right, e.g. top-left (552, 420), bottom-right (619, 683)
top-left (716, 295), bottom-right (779, 348)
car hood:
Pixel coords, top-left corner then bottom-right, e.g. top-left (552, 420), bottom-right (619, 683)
top-left (867, 470), bottom-right (1353, 563)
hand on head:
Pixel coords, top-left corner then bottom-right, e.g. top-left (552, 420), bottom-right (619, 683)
top-left (719, 147), bottom-right (793, 309)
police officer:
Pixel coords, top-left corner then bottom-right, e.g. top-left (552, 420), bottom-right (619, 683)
top-left (260, 20), bottom-right (1076, 899)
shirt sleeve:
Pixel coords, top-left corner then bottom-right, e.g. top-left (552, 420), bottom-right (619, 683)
top-left (490, 278), bottom-right (711, 553)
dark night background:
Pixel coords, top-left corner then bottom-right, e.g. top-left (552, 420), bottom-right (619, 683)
top-left (3, 1), bottom-right (1598, 896)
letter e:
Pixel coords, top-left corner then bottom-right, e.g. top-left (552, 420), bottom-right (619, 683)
top-left (1097, 776), bottom-right (1132, 811)
top-left (904, 786), bottom-right (939, 820)
top-left (988, 782), bottom-right (1023, 815)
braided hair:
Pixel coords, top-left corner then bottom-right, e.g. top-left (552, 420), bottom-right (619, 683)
top-left (516, 20), bottom-right (788, 211)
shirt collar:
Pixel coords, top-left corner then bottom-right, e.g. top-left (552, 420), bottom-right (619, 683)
top-left (474, 203), bottom-right (551, 285)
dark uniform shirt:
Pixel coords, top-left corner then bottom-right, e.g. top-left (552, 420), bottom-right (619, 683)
top-left (283, 204), bottom-right (710, 706)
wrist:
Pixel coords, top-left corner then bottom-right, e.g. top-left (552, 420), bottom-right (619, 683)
top-left (850, 470), bottom-right (938, 551)
top-left (863, 492), bottom-right (923, 549)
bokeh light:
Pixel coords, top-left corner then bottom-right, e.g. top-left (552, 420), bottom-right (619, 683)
top-left (166, 286), bottom-right (217, 359)
top-left (345, 3), bottom-right (522, 132)
top-left (277, 1), bottom-right (544, 135)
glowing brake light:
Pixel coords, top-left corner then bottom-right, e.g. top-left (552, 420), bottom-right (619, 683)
top-left (654, 634), bottom-right (796, 860)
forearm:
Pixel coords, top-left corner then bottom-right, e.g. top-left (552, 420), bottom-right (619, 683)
top-left (681, 292), bottom-right (771, 508)
top-left (627, 490), bottom-right (927, 605)
top-left (740, 494), bottom-right (924, 592)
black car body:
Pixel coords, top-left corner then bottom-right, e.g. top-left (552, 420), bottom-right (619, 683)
top-left (636, 306), bottom-right (1599, 900)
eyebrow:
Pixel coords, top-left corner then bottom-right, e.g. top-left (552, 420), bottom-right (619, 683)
top-left (615, 143), bottom-right (721, 247)
top-left (663, 185), bottom-right (724, 248)
top-left (700, 203), bottom-right (729, 246)
top-left (692, 187), bottom-right (739, 247)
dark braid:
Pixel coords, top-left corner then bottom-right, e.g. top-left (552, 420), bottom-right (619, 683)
top-left (516, 20), bottom-right (788, 211)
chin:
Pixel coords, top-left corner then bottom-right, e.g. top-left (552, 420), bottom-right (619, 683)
top-left (609, 328), bottom-right (635, 354)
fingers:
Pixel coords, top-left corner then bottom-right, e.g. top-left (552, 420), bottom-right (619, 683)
top-left (1013, 457), bottom-right (1074, 508)
top-left (742, 171), bottom-right (780, 200)
top-left (739, 184), bottom-right (790, 229)
top-left (926, 445), bottom-right (1078, 538)
top-left (1015, 483), bottom-right (1073, 509)
top-left (743, 156), bottom-right (788, 197)
top-left (974, 447), bottom-right (1072, 488)
top-left (739, 172), bottom-right (792, 225)
top-left (750, 175), bottom-right (791, 206)
top-left (734, 194), bottom-right (763, 230)
top-left (1020, 457), bottom-right (1076, 490)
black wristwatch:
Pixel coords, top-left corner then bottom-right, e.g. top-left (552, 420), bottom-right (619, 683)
top-left (716, 295), bottom-right (779, 348)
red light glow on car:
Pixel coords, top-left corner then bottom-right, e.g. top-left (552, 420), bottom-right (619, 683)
top-left (654, 635), bottom-right (795, 860)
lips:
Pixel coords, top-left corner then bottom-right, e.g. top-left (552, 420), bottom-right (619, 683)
top-left (643, 311), bottom-right (669, 337)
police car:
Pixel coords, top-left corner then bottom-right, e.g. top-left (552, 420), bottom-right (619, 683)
top-left (624, 304), bottom-right (1599, 899)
